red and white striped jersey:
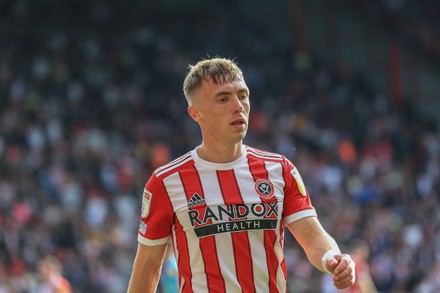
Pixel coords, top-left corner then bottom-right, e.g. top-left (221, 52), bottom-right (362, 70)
top-left (138, 145), bottom-right (316, 293)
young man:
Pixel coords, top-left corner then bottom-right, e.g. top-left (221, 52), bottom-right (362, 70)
top-left (127, 57), bottom-right (355, 292)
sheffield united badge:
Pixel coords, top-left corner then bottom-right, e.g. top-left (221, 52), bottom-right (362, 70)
top-left (255, 179), bottom-right (275, 200)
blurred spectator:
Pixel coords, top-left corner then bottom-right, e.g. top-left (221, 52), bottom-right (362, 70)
top-left (32, 255), bottom-right (72, 293)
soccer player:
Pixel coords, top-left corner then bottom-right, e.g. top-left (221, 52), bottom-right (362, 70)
top-left (127, 57), bottom-right (355, 292)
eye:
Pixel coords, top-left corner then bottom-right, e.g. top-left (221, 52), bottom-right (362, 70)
top-left (218, 96), bottom-right (228, 103)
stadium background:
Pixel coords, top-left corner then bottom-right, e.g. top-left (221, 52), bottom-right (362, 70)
top-left (1, 0), bottom-right (439, 292)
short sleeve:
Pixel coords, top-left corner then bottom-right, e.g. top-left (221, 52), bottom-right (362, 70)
top-left (282, 159), bottom-right (317, 225)
top-left (137, 173), bottom-right (174, 246)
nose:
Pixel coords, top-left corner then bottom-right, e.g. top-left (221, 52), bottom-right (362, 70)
top-left (232, 95), bottom-right (244, 113)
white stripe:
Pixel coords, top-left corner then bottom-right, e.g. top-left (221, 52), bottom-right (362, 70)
top-left (156, 156), bottom-right (193, 177)
top-left (275, 242), bottom-right (287, 292)
top-left (247, 150), bottom-right (283, 161)
top-left (187, 236), bottom-right (208, 293)
top-left (137, 234), bottom-right (169, 246)
top-left (155, 153), bottom-right (192, 176)
top-left (283, 209), bottom-right (317, 226)
top-left (171, 225), bottom-right (179, 273)
top-left (247, 147), bottom-right (282, 159)
top-left (249, 230), bottom-right (270, 293)
top-left (215, 233), bottom-right (241, 292)
top-left (164, 172), bottom-right (189, 212)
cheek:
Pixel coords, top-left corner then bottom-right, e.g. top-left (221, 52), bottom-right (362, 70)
top-left (244, 102), bottom-right (251, 115)
top-left (199, 110), bottom-right (218, 124)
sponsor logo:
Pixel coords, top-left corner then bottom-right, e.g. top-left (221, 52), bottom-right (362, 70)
top-left (194, 219), bottom-right (277, 237)
top-left (187, 193), bottom-right (206, 208)
top-left (291, 167), bottom-right (307, 196)
top-left (188, 202), bottom-right (279, 237)
top-left (141, 188), bottom-right (152, 218)
top-left (255, 179), bottom-right (275, 200)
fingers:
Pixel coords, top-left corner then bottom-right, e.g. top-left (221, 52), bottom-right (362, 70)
top-left (326, 257), bottom-right (339, 272)
top-left (329, 254), bottom-right (356, 289)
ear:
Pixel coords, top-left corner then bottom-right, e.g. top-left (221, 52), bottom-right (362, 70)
top-left (188, 105), bottom-right (202, 122)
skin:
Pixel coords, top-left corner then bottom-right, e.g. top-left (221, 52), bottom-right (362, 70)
top-left (127, 75), bottom-right (355, 292)
top-left (187, 75), bottom-right (251, 163)
top-left (127, 243), bottom-right (167, 293)
top-left (287, 217), bottom-right (356, 289)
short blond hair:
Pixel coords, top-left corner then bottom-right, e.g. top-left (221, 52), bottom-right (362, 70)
top-left (183, 57), bottom-right (244, 105)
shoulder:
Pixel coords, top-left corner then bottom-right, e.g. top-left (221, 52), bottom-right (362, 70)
top-left (153, 151), bottom-right (194, 179)
top-left (245, 146), bottom-right (286, 163)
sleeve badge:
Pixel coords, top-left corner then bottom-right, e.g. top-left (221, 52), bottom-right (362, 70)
top-left (141, 188), bottom-right (152, 218)
top-left (291, 167), bottom-right (307, 196)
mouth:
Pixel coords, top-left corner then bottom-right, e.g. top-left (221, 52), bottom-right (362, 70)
top-left (230, 118), bottom-right (247, 127)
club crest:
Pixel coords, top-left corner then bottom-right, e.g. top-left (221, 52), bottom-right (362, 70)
top-left (255, 179), bottom-right (275, 200)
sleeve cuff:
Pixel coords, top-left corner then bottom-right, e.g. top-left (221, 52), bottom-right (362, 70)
top-left (138, 234), bottom-right (169, 246)
top-left (283, 209), bottom-right (317, 226)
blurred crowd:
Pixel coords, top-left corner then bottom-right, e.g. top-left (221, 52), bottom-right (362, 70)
top-left (342, 0), bottom-right (440, 59)
top-left (0, 1), bottom-right (439, 292)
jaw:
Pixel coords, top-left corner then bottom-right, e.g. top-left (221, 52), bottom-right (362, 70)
top-left (201, 125), bottom-right (247, 147)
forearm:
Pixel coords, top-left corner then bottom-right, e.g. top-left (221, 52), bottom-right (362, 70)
top-left (303, 228), bottom-right (341, 273)
top-left (287, 217), bottom-right (340, 272)
top-left (288, 217), bottom-right (356, 289)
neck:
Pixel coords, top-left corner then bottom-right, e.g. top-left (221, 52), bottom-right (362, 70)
top-left (197, 142), bottom-right (243, 163)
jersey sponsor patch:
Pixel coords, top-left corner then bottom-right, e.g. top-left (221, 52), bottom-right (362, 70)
top-left (188, 202), bottom-right (279, 237)
top-left (291, 167), bottom-right (307, 196)
top-left (141, 188), bottom-right (152, 218)
top-left (254, 179), bottom-right (275, 200)
top-left (139, 221), bottom-right (147, 234)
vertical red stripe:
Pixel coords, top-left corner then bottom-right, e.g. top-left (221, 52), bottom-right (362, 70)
top-left (174, 218), bottom-right (193, 293)
top-left (248, 158), bottom-right (281, 292)
top-left (217, 170), bottom-right (256, 293)
top-left (278, 224), bottom-right (287, 279)
top-left (179, 166), bottom-right (226, 292)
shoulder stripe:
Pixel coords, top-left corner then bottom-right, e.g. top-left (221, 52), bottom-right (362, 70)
top-left (155, 152), bottom-right (191, 174)
top-left (247, 148), bottom-right (283, 161)
top-left (246, 147), bottom-right (283, 158)
top-left (155, 153), bottom-right (193, 177)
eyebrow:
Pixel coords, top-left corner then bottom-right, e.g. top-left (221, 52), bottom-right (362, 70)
top-left (215, 88), bottom-right (249, 97)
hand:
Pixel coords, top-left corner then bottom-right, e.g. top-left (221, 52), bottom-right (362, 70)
top-left (326, 254), bottom-right (356, 289)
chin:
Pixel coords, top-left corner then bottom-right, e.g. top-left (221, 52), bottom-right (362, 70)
top-left (233, 132), bottom-right (247, 143)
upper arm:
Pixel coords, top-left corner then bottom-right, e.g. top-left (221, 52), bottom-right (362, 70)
top-left (138, 174), bottom-right (174, 245)
top-left (128, 243), bottom-right (168, 293)
top-left (281, 159), bottom-right (316, 222)
top-left (134, 242), bottom-right (168, 268)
